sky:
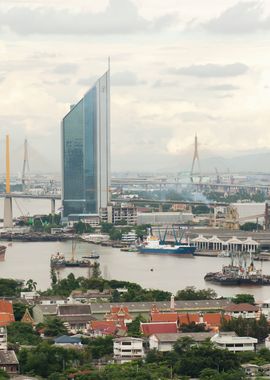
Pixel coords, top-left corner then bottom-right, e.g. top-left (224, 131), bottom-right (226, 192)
top-left (0, 0), bottom-right (270, 173)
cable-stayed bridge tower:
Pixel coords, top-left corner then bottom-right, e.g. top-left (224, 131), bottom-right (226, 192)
top-left (22, 138), bottom-right (30, 192)
top-left (4, 135), bottom-right (13, 228)
top-left (190, 134), bottom-right (202, 183)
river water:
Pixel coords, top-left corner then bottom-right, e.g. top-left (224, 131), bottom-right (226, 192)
top-left (1, 239), bottom-right (270, 301)
top-left (0, 199), bottom-right (269, 301)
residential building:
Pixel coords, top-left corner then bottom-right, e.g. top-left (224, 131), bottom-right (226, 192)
top-left (261, 298), bottom-right (270, 319)
top-left (211, 332), bottom-right (258, 352)
top-left (149, 332), bottom-right (215, 352)
top-left (100, 204), bottom-right (137, 225)
top-left (38, 296), bottom-right (68, 306)
top-left (62, 68), bottom-right (110, 218)
top-left (0, 328), bottom-right (7, 350)
top-left (121, 231), bottom-right (137, 244)
top-left (224, 303), bottom-right (259, 319)
top-left (0, 351), bottom-right (19, 375)
top-left (57, 304), bottom-right (95, 333)
top-left (69, 289), bottom-right (111, 304)
top-left (113, 337), bottom-right (145, 363)
top-left (32, 304), bottom-right (57, 323)
top-left (241, 364), bottom-right (259, 377)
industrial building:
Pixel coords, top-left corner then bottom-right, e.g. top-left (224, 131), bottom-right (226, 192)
top-left (61, 67), bottom-right (110, 218)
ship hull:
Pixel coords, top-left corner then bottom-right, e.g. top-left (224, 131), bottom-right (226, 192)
top-left (138, 246), bottom-right (195, 256)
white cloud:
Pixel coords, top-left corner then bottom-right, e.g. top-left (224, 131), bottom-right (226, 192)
top-left (168, 63), bottom-right (249, 77)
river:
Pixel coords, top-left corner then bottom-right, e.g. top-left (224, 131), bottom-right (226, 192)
top-left (1, 239), bottom-right (270, 301)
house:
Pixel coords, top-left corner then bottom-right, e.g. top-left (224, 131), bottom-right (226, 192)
top-left (211, 332), bottom-right (258, 352)
top-left (0, 300), bottom-right (15, 327)
top-left (54, 335), bottom-right (82, 347)
top-left (224, 303), bottom-right (259, 319)
top-left (261, 364), bottom-right (270, 377)
top-left (38, 296), bottom-right (69, 306)
top-left (32, 304), bottom-right (57, 323)
top-left (69, 289), bottom-right (111, 304)
top-left (0, 327), bottom-right (7, 350)
top-left (58, 304), bottom-right (95, 333)
top-left (88, 320), bottom-right (117, 337)
top-left (0, 350), bottom-right (19, 375)
top-left (20, 291), bottom-right (39, 301)
top-left (241, 364), bottom-right (260, 377)
top-left (149, 332), bottom-right (215, 352)
top-left (140, 322), bottom-right (178, 336)
top-left (113, 337), bottom-right (145, 363)
top-left (260, 298), bottom-right (270, 320)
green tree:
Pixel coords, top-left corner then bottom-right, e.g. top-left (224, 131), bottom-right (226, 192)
top-left (100, 223), bottom-right (114, 233)
top-left (240, 222), bottom-right (262, 231)
top-left (92, 262), bottom-right (101, 279)
top-left (175, 286), bottom-right (217, 300)
top-left (232, 294), bottom-right (255, 305)
top-left (13, 303), bottom-right (33, 321)
top-left (127, 315), bottom-right (146, 337)
top-left (25, 279), bottom-right (37, 291)
top-left (7, 322), bottom-right (42, 345)
top-left (44, 317), bottom-right (68, 337)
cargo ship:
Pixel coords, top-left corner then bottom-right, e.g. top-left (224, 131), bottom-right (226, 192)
top-left (204, 253), bottom-right (270, 286)
top-left (137, 227), bottom-right (195, 256)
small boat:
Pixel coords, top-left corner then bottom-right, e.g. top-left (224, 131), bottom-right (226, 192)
top-left (82, 254), bottom-right (100, 259)
top-left (51, 241), bottom-right (93, 268)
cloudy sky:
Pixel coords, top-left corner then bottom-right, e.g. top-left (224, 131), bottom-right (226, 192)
top-left (0, 0), bottom-right (270, 173)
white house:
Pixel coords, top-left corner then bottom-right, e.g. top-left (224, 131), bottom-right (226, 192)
top-left (211, 332), bottom-right (257, 352)
top-left (149, 332), bottom-right (215, 352)
top-left (113, 337), bottom-right (145, 363)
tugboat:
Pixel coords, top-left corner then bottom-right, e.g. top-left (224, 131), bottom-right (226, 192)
top-left (204, 252), bottom-right (270, 286)
top-left (51, 240), bottom-right (92, 268)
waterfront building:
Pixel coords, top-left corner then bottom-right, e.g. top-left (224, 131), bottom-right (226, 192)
top-left (137, 211), bottom-right (193, 226)
top-left (62, 68), bottom-right (110, 218)
top-left (100, 203), bottom-right (137, 225)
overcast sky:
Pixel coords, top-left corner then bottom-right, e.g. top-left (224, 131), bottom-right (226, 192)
top-left (1, 0), bottom-right (270, 173)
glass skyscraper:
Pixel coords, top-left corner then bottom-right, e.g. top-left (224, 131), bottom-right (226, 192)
top-left (61, 70), bottom-right (110, 217)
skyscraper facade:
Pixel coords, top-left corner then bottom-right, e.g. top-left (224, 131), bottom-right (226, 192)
top-left (61, 70), bottom-right (110, 217)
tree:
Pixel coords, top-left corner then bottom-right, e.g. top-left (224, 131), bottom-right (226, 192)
top-left (232, 294), bottom-right (255, 305)
top-left (175, 286), bottom-right (217, 300)
top-left (100, 223), bottom-right (114, 233)
top-left (7, 322), bottom-right (42, 345)
top-left (25, 279), bottom-right (37, 291)
top-left (109, 229), bottom-right (122, 241)
top-left (13, 303), bottom-right (33, 321)
top-left (92, 262), bottom-right (101, 279)
top-left (240, 222), bottom-right (262, 231)
top-left (0, 279), bottom-right (23, 297)
top-left (127, 315), bottom-right (146, 337)
top-left (44, 317), bottom-right (68, 337)
top-left (173, 337), bottom-right (195, 355)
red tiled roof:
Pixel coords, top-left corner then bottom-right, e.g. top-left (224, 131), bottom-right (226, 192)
top-left (90, 320), bottom-right (117, 335)
top-left (0, 300), bottom-right (13, 315)
top-left (0, 300), bottom-right (15, 326)
top-left (141, 322), bottom-right (178, 336)
top-left (203, 313), bottom-right (224, 326)
top-left (151, 312), bottom-right (178, 323)
top-left (111, 306), bottom-right (129, 314)
top-left (224, 303), bottom-right (259, 312)
top-left (178, 313), bottom-right (200, 325)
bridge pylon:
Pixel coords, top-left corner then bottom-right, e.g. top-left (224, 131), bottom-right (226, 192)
top-left (3, 135), bottom-right (13, 228)
top-left (190, 133), bottom-right (202, 183)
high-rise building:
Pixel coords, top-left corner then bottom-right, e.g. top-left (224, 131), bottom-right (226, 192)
top-left (61, 69), bottom-right (110, 217)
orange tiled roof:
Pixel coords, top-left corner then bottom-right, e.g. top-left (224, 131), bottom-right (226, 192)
top-left (0, 313), bottom-right (15, 326)
top-left (0, 300), bottom-right (15, 326)
top-left (0, 300), bottom-right (13, 315)
top-left (178, 313), bottom-right (200, 325)
top-left (90, 320), bottom-right (117, 335)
